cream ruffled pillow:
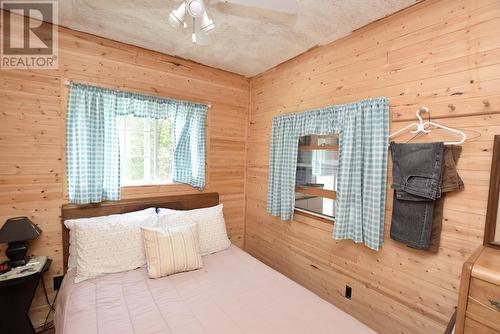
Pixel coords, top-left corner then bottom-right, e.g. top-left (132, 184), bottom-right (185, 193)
top-left (73, 215), bottom-right (157, 283)
top-left (157, 204), bottom-right (231, 256)
top-left (64, 208), bottom-right (157, 271)
top-left (141, 225), bottom-right (203, 278)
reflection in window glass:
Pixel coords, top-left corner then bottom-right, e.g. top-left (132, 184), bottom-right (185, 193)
top-left (295, 134), bottom-right (339, 219)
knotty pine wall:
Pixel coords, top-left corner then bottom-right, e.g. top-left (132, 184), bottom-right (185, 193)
top-left (245, 0), bottom-right (500, 333)
top-left (0, 21), bottom-right (248, 326)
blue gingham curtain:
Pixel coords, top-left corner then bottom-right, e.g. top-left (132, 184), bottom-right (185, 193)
top-left (267, 97), bottom-right (389, 250)
top-left (66, 84), bottom-right (120, 204)
top-left (172, 104), bottom-right (207, 189)
top-left (66, 83), bottom-right (208, 204)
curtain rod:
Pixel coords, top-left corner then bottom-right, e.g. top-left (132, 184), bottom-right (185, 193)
top-left (63, 80), bottom-right (212, 108)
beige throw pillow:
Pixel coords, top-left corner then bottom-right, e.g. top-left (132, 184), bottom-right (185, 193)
top-left (141, 225), bottom-right (203, 278)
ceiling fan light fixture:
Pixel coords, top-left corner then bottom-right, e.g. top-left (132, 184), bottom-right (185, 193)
top-left (168, 0), bottom-right (216, 45)
top-left (168, 2), bottom-right (186, 28)
top-left (192, 30), bottom-right (210, 46)
top-left (199, 11), bottom-right (215, 33)
top-left (187, 0), bottom-right (204, 18)
top-left (192, 17), bottom-right (211, 45)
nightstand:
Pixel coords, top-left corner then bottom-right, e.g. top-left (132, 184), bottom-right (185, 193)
top-left (0, 256), bottom-right (52, 334)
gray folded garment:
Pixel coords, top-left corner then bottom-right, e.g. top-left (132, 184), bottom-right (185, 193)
top-left (389, 142), bottom-right (444, 250)
top-left (391, 142), bottom-right (444, 200)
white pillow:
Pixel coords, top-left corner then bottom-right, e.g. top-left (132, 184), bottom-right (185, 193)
top-left (64, 208), bottom-right (157, 271)
top-left (157, 204), bottom-right (231, 256)
top-left (73, 213), bottom-right (157, 283)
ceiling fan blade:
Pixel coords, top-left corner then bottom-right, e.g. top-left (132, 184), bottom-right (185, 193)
top-left (219, 0), bottom-right (298, 14)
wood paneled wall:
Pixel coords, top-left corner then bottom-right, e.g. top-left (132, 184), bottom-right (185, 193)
top-left (245, 0), bottom-right (500, 333)
top-left (0, 20), bottom-right (249, 326)
top-left (2, 0), bottom-right (499, 332)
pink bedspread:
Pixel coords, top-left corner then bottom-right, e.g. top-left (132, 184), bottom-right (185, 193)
top-left (55, 245), bottom-right (374, 334)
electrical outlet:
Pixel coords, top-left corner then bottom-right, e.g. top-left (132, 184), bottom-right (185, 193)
top-left (345, 285), bottom-right (352, 299)
top-left (53, 275), bottom-right (64, 290)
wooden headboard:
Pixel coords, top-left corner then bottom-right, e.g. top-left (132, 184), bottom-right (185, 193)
top-left (61, 192), bottom-right (219, 272)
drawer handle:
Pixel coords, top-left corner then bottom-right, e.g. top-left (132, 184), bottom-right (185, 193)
top-left (488, 299), bottom-right (500, 310)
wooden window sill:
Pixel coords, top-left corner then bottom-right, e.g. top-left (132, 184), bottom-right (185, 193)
top-left (121, 183), bottom-right (197, 197)
top-left (294, 209), bottom-right (335, 225)
top-left (121, 182), bottom-right (177, 189)
top-left (298, 145), bottom-right (338, 151)
top-left (295, 186), bottom-right (336, 200)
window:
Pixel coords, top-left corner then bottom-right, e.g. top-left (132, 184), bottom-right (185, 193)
top-left (295, 134), bottom-right (339, 220)
top-left (117, 116), bottom-right (174, 186)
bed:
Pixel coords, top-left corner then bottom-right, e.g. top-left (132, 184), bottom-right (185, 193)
top-left (55, 193), bottom-right (374, 334)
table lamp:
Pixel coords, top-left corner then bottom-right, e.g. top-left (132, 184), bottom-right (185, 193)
top-left (0, 217), bottom-right (41, 267)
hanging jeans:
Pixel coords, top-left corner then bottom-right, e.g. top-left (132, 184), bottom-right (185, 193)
top-left (390, 142), bottom-right (444, 249)
top-left (428, 145), bottom-right (464, 252)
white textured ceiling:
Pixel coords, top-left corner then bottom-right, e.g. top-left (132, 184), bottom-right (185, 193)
top-left (59, 0), bottom-right (417, 77)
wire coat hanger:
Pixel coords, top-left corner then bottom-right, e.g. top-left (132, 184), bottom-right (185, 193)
top-left (389, 107), bottom-right (466, 145)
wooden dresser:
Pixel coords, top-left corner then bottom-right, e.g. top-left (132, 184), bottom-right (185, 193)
top-left (456, 246), bottom-right (500, 333)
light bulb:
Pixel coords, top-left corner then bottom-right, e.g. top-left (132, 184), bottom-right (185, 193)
top-left (187, 0), bottom-right (204, 18)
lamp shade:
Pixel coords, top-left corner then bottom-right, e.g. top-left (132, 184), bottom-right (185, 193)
top-left (0, 216), bottom-right (41, 243)
top-left (168, 2), bottom-right (186, 28)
